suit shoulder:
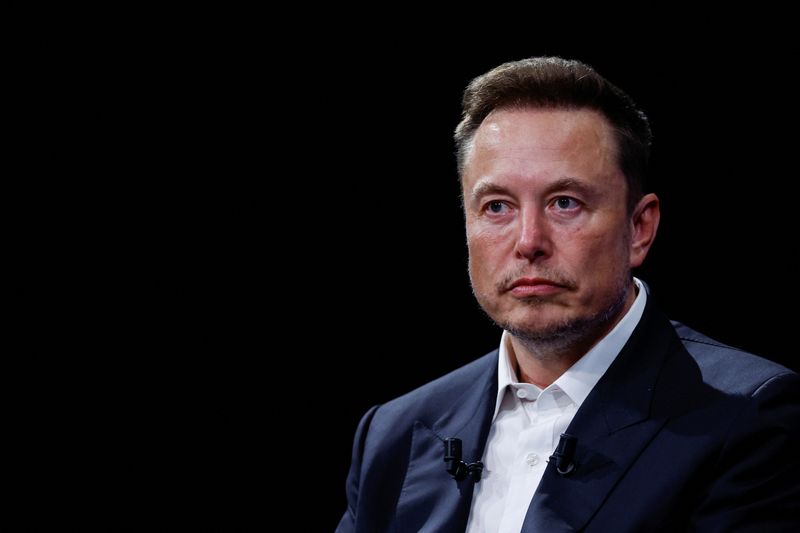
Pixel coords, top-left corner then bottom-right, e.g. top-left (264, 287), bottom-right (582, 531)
top-left (370, 350), bottom-right (497, 429)
top-left (671, 321), bottom-right (795, 395)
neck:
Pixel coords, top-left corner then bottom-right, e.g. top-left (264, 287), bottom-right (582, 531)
top-left (509, 283), bottom-right (637, 388)
top-left (508, 336), bottom-right (592, 388)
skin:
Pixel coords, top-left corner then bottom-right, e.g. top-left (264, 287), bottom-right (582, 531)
top-left (463, 108), bottom-right (660, 388)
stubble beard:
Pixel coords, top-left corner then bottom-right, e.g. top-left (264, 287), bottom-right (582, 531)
top-left (473, 270), bottom-right (632, 361)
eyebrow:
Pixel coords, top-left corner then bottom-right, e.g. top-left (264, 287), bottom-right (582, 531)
top-left (470, 182), bottom-right (510, 204)
top-left (470, 177), bottom-right (598, 204)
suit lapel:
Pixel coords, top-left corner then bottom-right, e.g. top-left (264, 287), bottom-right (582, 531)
top-left (522, 302), bottom-right (682, 532)
top-left (394, 352), bottom-right (498, 533)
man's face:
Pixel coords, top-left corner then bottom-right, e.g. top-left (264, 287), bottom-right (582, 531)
top-left (463, 108), bottom-right (645, 343)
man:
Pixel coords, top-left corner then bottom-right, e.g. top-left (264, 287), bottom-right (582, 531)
top-left (337, 57), bottom-right (799, 532)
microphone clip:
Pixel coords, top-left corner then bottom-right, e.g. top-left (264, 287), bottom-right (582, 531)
top-left (548, 433), bottom-right (577, 476)
top-left (443, 438), bottom-right (483, 482)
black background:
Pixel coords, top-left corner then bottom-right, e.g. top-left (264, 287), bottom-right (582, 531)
top-left (28, 29), bottom-right (799, 528)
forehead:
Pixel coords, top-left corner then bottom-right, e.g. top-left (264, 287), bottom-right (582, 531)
top-left (470, 107), bottom-right (617, 163)
top-left (462, 107), bottom-right (624, 195)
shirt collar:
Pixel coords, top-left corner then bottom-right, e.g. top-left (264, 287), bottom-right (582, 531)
top-left (492, 277), bottom-right (648, 421)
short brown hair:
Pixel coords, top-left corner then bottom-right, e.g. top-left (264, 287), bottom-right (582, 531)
top-left (454, 57), bottom-right (652, 213)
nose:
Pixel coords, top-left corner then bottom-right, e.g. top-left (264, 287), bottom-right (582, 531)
top-left (515, 207), bottom-right (552, 261)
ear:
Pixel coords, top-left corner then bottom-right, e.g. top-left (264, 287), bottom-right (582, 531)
top-left (629, 193), bottom-right (660, 268)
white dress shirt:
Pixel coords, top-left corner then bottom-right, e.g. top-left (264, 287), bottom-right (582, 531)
top-left (465, 278), bottom-right (647, 533)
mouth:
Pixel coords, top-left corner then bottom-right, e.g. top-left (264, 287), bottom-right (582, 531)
top-left (507, 277), bottom-right (567, 298)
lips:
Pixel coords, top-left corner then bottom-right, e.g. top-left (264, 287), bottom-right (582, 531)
top-left (508, 277), bottom-right (565, 297)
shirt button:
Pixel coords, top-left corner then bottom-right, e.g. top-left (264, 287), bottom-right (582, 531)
top-left (516, 389), bottom-right (528, 399)
top-left (525, 453), bottom-right (539, 466)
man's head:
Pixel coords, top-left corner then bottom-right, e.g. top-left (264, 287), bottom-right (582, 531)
top-left (456, 57), bottom-right (652, 214)
top-left (456, 57), bottom-right (660, 355)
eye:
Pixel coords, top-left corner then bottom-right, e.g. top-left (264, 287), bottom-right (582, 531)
top-left (486, 201), bottom-right (509, 214)
top-left (553, 196), bottom-right (580, 210)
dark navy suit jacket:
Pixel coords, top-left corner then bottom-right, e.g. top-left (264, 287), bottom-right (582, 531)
top-left (337, 300), bottom-right (800, 532)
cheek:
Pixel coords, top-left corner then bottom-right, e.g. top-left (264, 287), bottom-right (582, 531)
top-left (573, 231), bottom-right (630, 275)
top-left (468, 221), bottom-right (513, 250)
top-left (467, 231), bottom-right (504, 286)
top-left (468, 230), bottom-right (506, 269)
top-left (556, 228), bottom-right (625, 277)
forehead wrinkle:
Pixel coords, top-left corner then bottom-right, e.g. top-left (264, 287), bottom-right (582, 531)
top-left (466, 109), bottom-right (620, 191)
top-left (475, 109), bottom-right (616, 164)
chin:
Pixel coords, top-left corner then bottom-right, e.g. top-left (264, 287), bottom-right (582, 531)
top-left (507, 317), bottom-right (572, 338)
top-left (511, 302), bottom-right (570, 323)
top-left (494, 306), bottom-right (571, 333)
